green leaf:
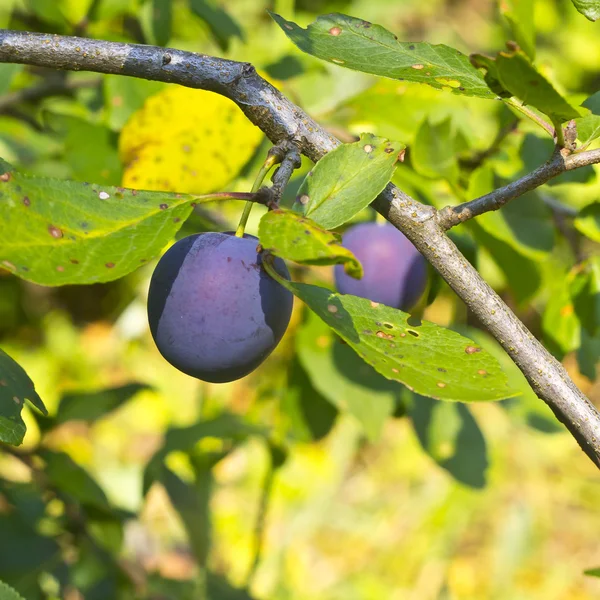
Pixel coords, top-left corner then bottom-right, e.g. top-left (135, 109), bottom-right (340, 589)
top-left (471, 50), bottom-right (581, 122)
top-left (542, 276), bottom-right (581, 358)
top-left (161, 466), bottom-right (212, 566)
top-left (291, 133), bottom-right (403, 229)
top-left (143, 414), bottom-right (264, 493)
top-left (0, 348), bottom-right (46, 446)
top-left (468, 166), bottom-right (554, 260)
top-left (40, 450), bottom-right (112, 511)
top-left (411, 118), bottom-right (459, 182)
top-left (0, 516), bottom-right (59, 582)
top-left (270, 12), bottom-right (495, 99)
top-left (281, 359), bottom-right (338, 443)
top-left (500, 0), bottom-right (536, 60)
top-left (0, 580), bottom-right (25, 600)
top-left (571, 0), bottom-right (600, 20)
top-left (575, 91), bottom-right (600, 146)
top-left (55, 383), bottom-right (150, 426)
top-left (584, 567), bottom-right (600, 577)
top-left (46, 114), bottom-right (122, 185)
top-left (258, 210), bottom-right (362, 277)
top-left (0, 159), bottom-right (203, 286)
top-left (265, 268), bottom-right (514, 402)
top-left (575, 202), bottom-right (600, 242)
top-left (520, 134), bottom-right (594, 186)
top-left (190, 0), bottom-right (244, 51)
top-left (103, 75), bottom-right (165, 131)
top-left (570, 257), bottom-right (600, 336)
top-left (0, 64), bottom-right (20, 96)
top-left (296, 310), bottom-right (398, 441)
top-left (411, 395), bottom-right (488, 488)
top-left (152, 0), bottom-right (172, 46)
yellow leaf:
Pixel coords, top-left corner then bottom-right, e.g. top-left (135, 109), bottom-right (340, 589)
top-left (119, 86), bottom-right (263, 193)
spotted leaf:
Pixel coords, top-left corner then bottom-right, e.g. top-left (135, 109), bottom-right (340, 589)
top-left (0, 159), bottom-right (204, 285)
top-left (270, 12), bottom-right (495, 99)
top-left (264, 269), bottom-right (514, 402)
top-left (258, 209), bottom-right (362, 278)
top-left (292, 133), bottom-right (404, 229)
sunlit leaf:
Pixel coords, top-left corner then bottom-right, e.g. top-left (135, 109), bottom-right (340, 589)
top-left (296, 310), bottom-right (398, 441)
top-left (291, 133), bottom-right (403, 229)
top-left (265, 269), bottom-right (514, 402)
top-left (575, 91), bottom-right (600, 146)
top-left (575, 202), bottom-right (600, 242)
top-left (471, 49), bottom-right (581, 122)
top-left (0, 348), bottom-right (46, 446)
top-left (0, 580), bottom-right (25, 600)
top-left (270, 12), bottom-right (495, 98)
top-left (258, 210), bottom-right (362, 277)
top-left (571, 0), bottom-right (600, 20)
top-left (0, 159), bottom-right (207, 285)
top-left (119, 86), bottom-right (262, 194)
top-left (411, 118), bottom-right (459, 182)
top-left (500, 0), bottom-right (536, 60)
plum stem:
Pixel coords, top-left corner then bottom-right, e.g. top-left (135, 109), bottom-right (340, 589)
top-left (235, 153), bottom-right (279, 238)
top-left (262, 253), bottom-right (294, 292)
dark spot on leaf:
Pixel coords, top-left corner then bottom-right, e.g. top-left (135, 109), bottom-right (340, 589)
top-left (383, 323), bottom-right (393, 329)
top-left (384, 146), bottom-right (394, 153)
top-left (304, 229), bottom-right (311, 235)
top-left (409, 45), bottom-right (415, 50)
top-left (70, 259), bottom-right (79, 264)
top-left (0, 172), bottom-right (11, 182)
top-left (56, 265), bottom-right (64, 272)
top-left (173, 217), bottom-right (181, 223)
top-left (48, 225), bottom-right (63, 238)
top-left (438, 367), bottom-right (447, 372)
top-left (0, 380), bottom-right (6, 386)
top-left (160, 203), bottom-right (168, 210)
top-left (407, 330), bottom-right (419, 337)
top-left (23, 196), bottom-right (30, 206)
top-left (465, 345), bottom-right (481, 354)
top-left (362, 329), bottom-right (373, 335)
top-left (105, 262), bottom-right (115, 268)
top-left (376, 331), bottom-right (394, 340)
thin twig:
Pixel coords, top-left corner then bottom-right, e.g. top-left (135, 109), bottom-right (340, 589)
top-left (269, 141), bottom-right (301, 206)
top-left (437, 148), bottom-right (600, 229)
top-left (1, 30), bottom-right (600, 467)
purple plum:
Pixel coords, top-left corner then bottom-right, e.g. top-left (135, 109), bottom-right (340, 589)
top-left (334, 222), bottom-right (427, 311)
top-left (148, 232), bottom-right (293, 383)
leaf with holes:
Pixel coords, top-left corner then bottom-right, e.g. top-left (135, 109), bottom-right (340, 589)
top-left (263, 267), bottom-right (514, 401)
top-left (291, 133), bottom-right (403, 229)
top-left (471, 50), bottom-right (581, 123)
top-left (571, 0), bottom-right (600, 20)
top-left (0, 348), bottom-right (46, 446)
top-left (0, 159), bottom-right (219, 286)
top-left (296, 310), bottom-right (397, 441)
top-left (270, 12), bottom-right (495, 99)
top-left (259, 209), bottom-right (362, 278)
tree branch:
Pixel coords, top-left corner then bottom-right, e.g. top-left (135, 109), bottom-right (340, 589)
top-left (437, 148), bottom-right (600, 230)
top-left (2, 29), bottom-right (600, 467)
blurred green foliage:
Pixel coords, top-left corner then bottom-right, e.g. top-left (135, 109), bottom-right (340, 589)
top-left (1, 0), bottom-right (600, 599)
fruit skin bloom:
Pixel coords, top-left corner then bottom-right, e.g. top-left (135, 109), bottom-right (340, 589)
top-left (147, 232), bottom-right (293, 383)
top-left (334, 222), bottom-right (428, 311)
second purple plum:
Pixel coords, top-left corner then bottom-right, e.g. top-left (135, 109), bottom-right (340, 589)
top-left (334, 222), bottom-right (428, 311)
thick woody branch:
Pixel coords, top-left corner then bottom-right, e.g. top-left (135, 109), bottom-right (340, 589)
top-left (438, 148), bottom-right (600, 230)
top-left (1, 30), bottom-right (600, 467)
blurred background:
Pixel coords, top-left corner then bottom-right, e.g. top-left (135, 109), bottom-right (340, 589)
top-left (1, 0), bottom-right (600, 598)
